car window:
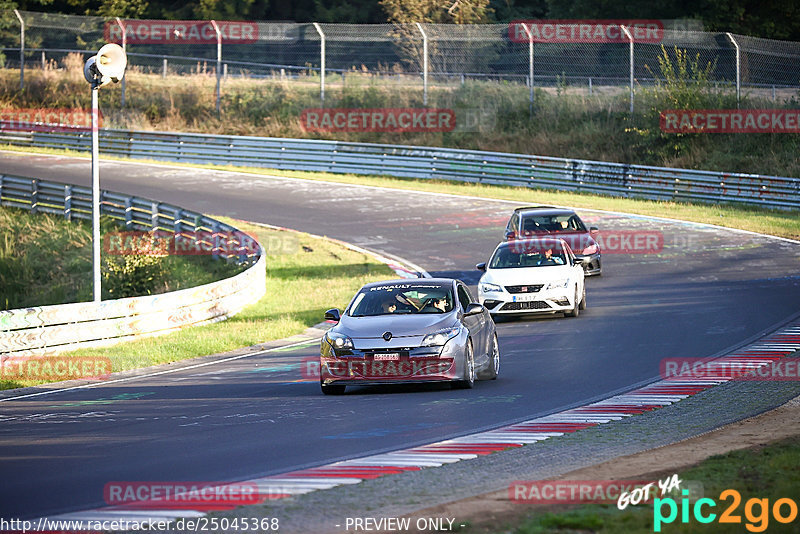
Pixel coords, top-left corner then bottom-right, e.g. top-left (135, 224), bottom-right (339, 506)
top-left (457, 285), bottom-right (472, 312)
top-left (508, 213), bottom-right (519, 233)
top-left (348, 283), bottom-right (455, 316)
top-left (490, 242), bottom-right (568, 269)
top-left (521, 213), bottom-right (587, 233)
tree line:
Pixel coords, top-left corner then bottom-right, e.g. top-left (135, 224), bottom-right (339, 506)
top-left (5, 0), bottom-right (800, 40)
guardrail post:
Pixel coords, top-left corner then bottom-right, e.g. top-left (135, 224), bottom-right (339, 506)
top-left (312, 23), bottom-right (326, 106)
top-left (210, 20), bottom-right (222, 115)
top-left (415, 23), bottom-right (428, 106)
top-left (726, 32), bottom-right (741, 108)
top-left (0, 175), bottom-right (4, 204)
top-left (151, 201), bottom-right (159, 230)
top-left (30, 178), bottom-right (39, 214)
top-left (519, 22), bottom-right (535, 116)
top-left (64, 184), bottom-right (72, 221)
top-left (620, 25), bottom-right (634, 114)
top-left (125, 197), bottom-right (133, 228)
top-left (13, 10), bottom-right (24, 90)
top-left (174, 209), bottom-right (183, 235)
top-left (211, 221), bottom-right (221, 260)
top-left (116, 17), bottom-right (127, 108)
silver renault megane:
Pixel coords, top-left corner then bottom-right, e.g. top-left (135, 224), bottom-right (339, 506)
top-left (319, 278), bottom-right (499, 395)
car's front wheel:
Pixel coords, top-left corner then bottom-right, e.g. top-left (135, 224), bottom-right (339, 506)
top-left (480, 334), bottom-right (500, 380)
top-left (578, 283), bottom-right (586, 310)
top-left (565, 286), bottom-right (580, 317)
top-left (453, 340), bottom-right (475, 389)
top-left (321, 382), bottom-right (346, 395)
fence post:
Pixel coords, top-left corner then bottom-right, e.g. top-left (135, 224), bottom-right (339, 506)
top-left (13, 9), bottom-right (24, 90)
top-left (312, 23), bottom-right (326, 106)
top-left (621, 25), bottom-right (634, 114)
top-left (116, 17), bottom-right (127, 107)
top-left (162, 58), bottom-right (167, 78)
top-left (726, 32), bottom-right (740, 108)
top-left (210, 20), bottom-right (222, 115)
top-left (415, 23), bottom-right (428, 106)
top-left (519, 23), bottom-right (535, 117)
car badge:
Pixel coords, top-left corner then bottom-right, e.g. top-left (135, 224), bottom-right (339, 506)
top-left (383, 331), bottom-right (392, 341)
top-left (521, 286), bottom-right (528, 292)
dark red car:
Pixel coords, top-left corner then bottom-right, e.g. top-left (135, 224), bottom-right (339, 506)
top-left (503, 206), bottom-right (602, 276)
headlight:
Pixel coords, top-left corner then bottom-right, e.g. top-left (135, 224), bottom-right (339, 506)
top-left (325, 331), bottom-right (354, 350)
top-left (546, 279), bottom-right (569, 290)
top-left (582, 244), bottom-right (598, 255)
top-left (480, 282), bottom-right (502, 293)
top-left (421, 327), bottom-right (461, 347)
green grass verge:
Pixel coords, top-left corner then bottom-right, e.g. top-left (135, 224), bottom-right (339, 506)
top-left (0, 219), bottom-right (393, 390)
top-left (2, 144), bottom-right (799, 241)
top-left (0, 205), bottom-right (243, 310)
top-left (2, 66), bottom-right (799, 177)
top-left (478, 436), bottom-right (800, 534)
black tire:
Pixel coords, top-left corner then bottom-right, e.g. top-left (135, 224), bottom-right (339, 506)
top-left (321, 382), bottom-right (346, 395)
top-left (578, 283), bottom-right (587, 310)
top-left (453, 340), bottom-right (475, 389)
top-left (565, 286), bottom-right (580, 317)
top-left (483, 334), bottom-right (500, 380)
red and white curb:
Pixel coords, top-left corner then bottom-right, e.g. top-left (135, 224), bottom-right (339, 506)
top-left (36, 321), bottom-right (800, 527)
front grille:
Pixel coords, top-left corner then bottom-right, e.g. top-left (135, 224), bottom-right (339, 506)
top-left (500, 300), bottom-right (551, 311)
top-left (505, 284), bottom-right (543, 294)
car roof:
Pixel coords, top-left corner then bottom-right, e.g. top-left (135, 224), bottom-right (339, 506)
top-left (515, 207), bottom-right (577, 217)
top-left (495, 237), bottom-right (569, 249)
top-left (359, 278), bottom-right (459, 290)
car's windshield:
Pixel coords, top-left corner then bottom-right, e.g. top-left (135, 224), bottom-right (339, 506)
top-left (490, 241), bottom-right (568, 269)
top-left (348, 283), bottom-right (455, 316)
top-left (521, 213), bottom-right (586, 233)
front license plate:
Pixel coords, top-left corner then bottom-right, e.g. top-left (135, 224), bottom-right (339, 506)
top-left (512, 294), bottom-right (536, 302)
top-left (374, 353), bottom-right (400, 360)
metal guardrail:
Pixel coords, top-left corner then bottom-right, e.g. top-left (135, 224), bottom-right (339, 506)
top-left (1, 125), bottom-right (798, 210)
top-left (0, 174), bottom-right (266, 358)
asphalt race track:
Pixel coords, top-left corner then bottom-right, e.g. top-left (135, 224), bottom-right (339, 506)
top-left (1, 152), bottom-right (799, 520)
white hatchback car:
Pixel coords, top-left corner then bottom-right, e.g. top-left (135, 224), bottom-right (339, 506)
top-left (477, 237), bottom-right (586, 318)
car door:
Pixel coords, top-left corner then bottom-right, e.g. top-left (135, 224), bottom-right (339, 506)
top-left (457, 283), bottom-right (487, 361)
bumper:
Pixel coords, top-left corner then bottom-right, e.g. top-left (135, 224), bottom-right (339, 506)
top-left (319, 339), bottom-right (464, 386)
top-left (479, 288), bottom-right (576, 315)
top-left (577, 253), bottom-right (602, 276)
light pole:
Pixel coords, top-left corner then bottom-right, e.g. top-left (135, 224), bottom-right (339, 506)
top-left (83, 43), bottom-right (127, 302)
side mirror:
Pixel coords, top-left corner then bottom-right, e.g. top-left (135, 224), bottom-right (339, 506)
top-left (324, 308), bottom-right (341, 322)
top-left (589, 226), bottom-right (599, 234)
top-left (504, 230), bottom-right (515, 240)
top-left (464, 303), bottom-right (485, 317)
top-left (476, 262), bottom-right (487, 272)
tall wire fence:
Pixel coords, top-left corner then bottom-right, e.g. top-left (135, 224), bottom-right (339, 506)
top-left (2, 10), bottom-right (800, 111)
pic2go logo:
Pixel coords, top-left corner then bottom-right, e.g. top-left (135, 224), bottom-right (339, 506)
top-left (653, 489), bottom-right (798, 532)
